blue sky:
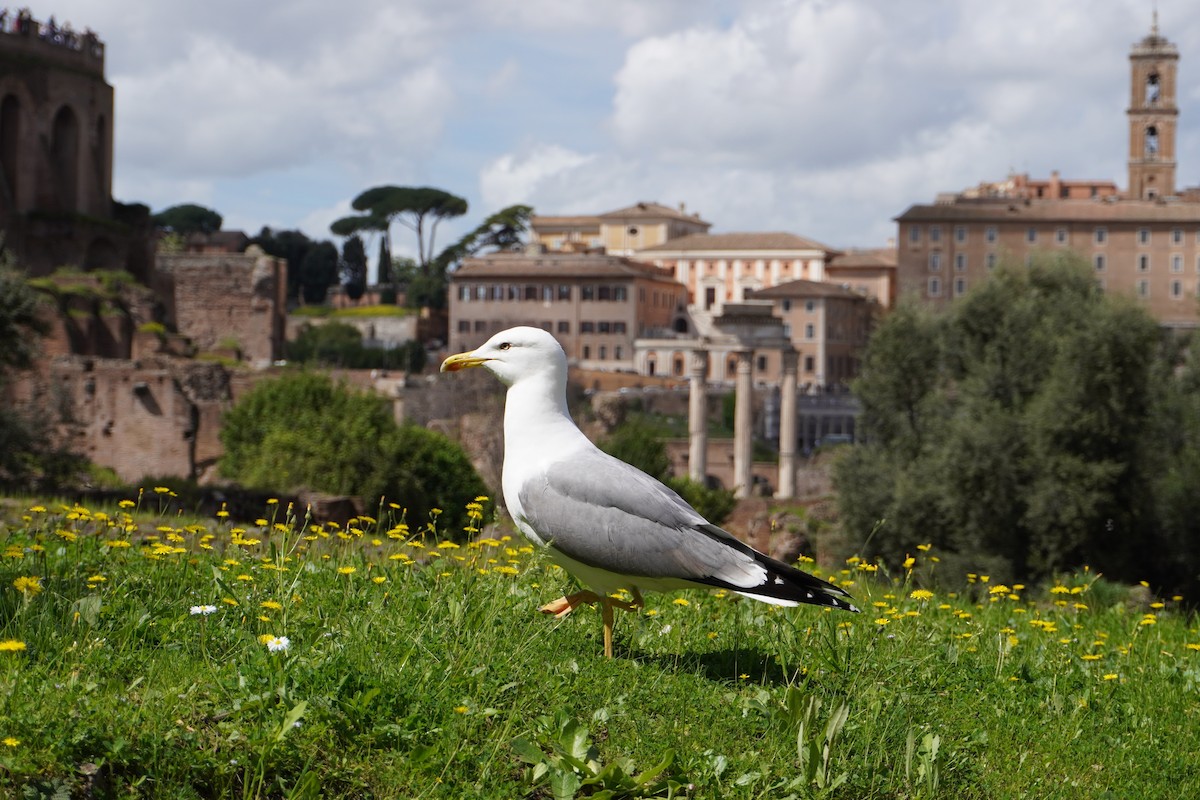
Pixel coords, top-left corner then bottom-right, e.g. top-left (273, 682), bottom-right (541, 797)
top-left (42, 0), bottom-right (1200, 271)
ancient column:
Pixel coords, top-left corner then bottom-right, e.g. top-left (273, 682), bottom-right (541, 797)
top-left (688, 348), bottom-right (708, 484)
top-left (733, 349), bottom-right (754, 499)
top-left (776, 349), bottom-right (798, 499)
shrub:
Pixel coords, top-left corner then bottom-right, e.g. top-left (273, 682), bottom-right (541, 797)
top-left (219, 372), bottom-right (486, 532)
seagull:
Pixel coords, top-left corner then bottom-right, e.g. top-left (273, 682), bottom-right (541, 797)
top-left (441, 326), bottom-right (859, 657)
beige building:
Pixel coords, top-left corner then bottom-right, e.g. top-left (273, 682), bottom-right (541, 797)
top-left (530, 201), bottom-right (711, 256)
top-left (448, 250), bottom-right (688, 370)
top-left (750, 280), bottom-right (877, 390)
top-left (637, 231), bottom-right (840, 312)
top-left (895, 21), bottom-right (1200, 329)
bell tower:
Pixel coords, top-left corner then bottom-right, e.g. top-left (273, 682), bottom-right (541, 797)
top-left (1127, 13), bottom-right (1179, 199)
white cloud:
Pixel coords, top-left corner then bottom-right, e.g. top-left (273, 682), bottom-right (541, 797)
top-left (479, 145), bottom-right (598, 211)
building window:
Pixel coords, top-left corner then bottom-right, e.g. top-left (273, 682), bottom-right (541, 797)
top-left (805, 300), bottom-right (815, 312)
top-left (954, 226), bottom-right (966, 243)
top-left (928, 277), bottom-right (941, 297)
top-left (954, 278), bottom-right (967, 296)
top-left (580, 321), bottom-right (594, 333)
top-left (986, 252), bottom-right (997, 270)
top-left (582, 345), bottom-right (591, 359)
top-left (804, 323), bottom-right (815, 339)
top-left (457, 320), bottom-right (470, 332)
top-left (1055, 228), bottom-right (1068, 244)
top-left (613, 321), bottom-right (627, 334)
top-left (930, 225), bottom-right (941, 243)
top-left (598, 321), bottom-right (611, 333)
top-left (597, 286), bottom-right (612, 301)
top-left (581, 285), bottom-right (595, 301)
top-left (908, 226), bottom-right (920, 244)
top-left (1094, 227), bottom-right (1107, 245)
top-left (1138, 228), bottom-right (1151, 245)
top-left (673, 357), bottom-right (684, 376)
top-left (782, 299), bottom-right (792, 312)
top-left (473, 320), bottom-right (487, 332)
top-left (1172, 254), bottom-right (1183, 273)
top-left (1138, 254), bottom-right (1151, 272)
top-left (614, 345), bottom-right (623, 360)
top-left (954, 253), bottom-right (967, 272)
top-left (929, 252), bottom-right (941, 271)
top-left (1094, 253), bottom-right (1106, 272)
top-left (985, 226), bottom-right (997, 244)
top-left (557, 284), bottom-right (571, 301)
top-left (1173, 228), bottom-right (1184, 245)
top-left (1171, 280), bottom-right (1183, 299)
top-left (557, 321), bottom-right (570, 334)
top-left (541, 285), bottom-right (553, 302)
top-left (756, 355), bottom-right (767, 372)
top-left (1137, 280), bottom-right (1149, 298)
top-left (802, 355), bottom-right (814, 373)
top-left (598, 346), bottom-right (607, 360)
top-left (614, 286), bottom-right (628, 302)
top-left (475, 285), bottom-right (488, 300)
top-left (1026, 227), bottom-right (1037, 243)
top-left (459, 285), bottom-right (471, 302)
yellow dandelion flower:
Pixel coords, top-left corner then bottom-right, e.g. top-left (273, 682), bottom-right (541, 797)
top-left (372, 576), bottom-right (387, 584)
top-left (1081, 654), bottom-right (1102, 661)
top-left (1185, 643), bottom-right (1200, 652)
top-left (260, 600), bottom-right (283, 611)
top-left (13, 576), bottom-right (43, 596)
top-left (874, 617), bottom-right (891, 626)
top-left (902, 556), bottom-right (915, 570)
top-left (236, 574), bottom-right (253, 582)
top-left (337, 566), bottom-right (357, 575)
top-left (453, 705), bottom-right (469, 714)
top-left (916, 543), bottom-right (931, 551)
top-left (672, 598), bottom-right (690, 606)
top-left (1102, 673), bottom-right (1118, 681)
top-left (909, 589), bottom-right (934, 601)
top-left (153, 486), bottom-right (170, 494)
top-left (0, 640), bottom-right (27, 652)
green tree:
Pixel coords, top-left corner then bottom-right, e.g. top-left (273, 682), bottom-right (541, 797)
top-left (835, 254), bottom-right (1165, 584)
top-left (340, 235), bottom-right (367, 301)
top-left (250, 227), bottom-right (314, 302)
top-left (152, 203), bottom-right (223, 235)
top-left (332, 186), bottom-right (471, 309)
top-left (299, 241), bottom-right (339, 305)
top-left (219, 372), bottom-right (486, 532)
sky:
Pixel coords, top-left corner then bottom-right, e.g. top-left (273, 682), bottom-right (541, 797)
top-left (40, 0), bottom-right (1200, 270)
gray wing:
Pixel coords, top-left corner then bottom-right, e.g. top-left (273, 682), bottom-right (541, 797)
top-left (517, 447), bottom-right (764, 585)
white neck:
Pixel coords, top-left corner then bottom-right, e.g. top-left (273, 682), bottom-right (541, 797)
top-left (502, 372), bottom-right (589, 464)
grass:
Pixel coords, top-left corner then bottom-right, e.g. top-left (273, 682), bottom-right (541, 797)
top-left (1, 493), bottom-right (1199, 798)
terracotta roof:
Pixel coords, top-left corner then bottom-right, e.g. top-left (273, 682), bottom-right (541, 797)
top-left (453, 252), bottom-right (680, 282)
top-left (895, 198), bottom-right (1200, 224)
top-left (597, 201), bottom-right (711, 226)
top-left (529, 215), bottom-right (603, 228)
top-left (637, 231), bottom-right (836, 254)
top-left (829, 248), bottom-right (897, 269)
top-left (749, 279), bottom-right (865, 300)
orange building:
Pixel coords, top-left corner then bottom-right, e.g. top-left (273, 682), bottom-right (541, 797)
top-left (895, 19), bottom-right (1200, 329)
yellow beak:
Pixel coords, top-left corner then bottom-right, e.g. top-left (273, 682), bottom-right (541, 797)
top-left (440, 351), bottom-right (491, 373)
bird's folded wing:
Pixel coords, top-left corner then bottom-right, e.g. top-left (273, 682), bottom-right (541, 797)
top-left (517, 448), bottom-right (766, 587)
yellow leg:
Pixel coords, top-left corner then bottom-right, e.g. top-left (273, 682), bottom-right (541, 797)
top-left (602, 601), bottom-right (615, 658)
top-left (540, 588), bottom-right (645, 658)
top-left (539, 591), bottom-right (602, 618)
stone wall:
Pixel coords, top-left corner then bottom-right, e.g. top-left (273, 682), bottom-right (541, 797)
top-left (12, 356), bottom-right (233, 482)
top-left (156, 248), bottom-right (287, 367)
top-left (286, 313), bottom-right (418, 350)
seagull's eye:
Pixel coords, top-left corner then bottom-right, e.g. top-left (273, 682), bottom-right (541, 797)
top-left (498, 342), bottom-right (512, 351)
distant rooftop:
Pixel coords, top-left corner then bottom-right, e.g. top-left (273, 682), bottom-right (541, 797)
top-left (638, 231), bottom-right (837, 254)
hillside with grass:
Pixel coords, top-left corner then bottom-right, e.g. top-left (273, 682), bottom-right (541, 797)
top-left (1, 493), bottom-right (1198, 798)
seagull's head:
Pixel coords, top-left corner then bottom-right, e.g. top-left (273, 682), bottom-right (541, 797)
top-left (440, 326), bottom-right (567, 387)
